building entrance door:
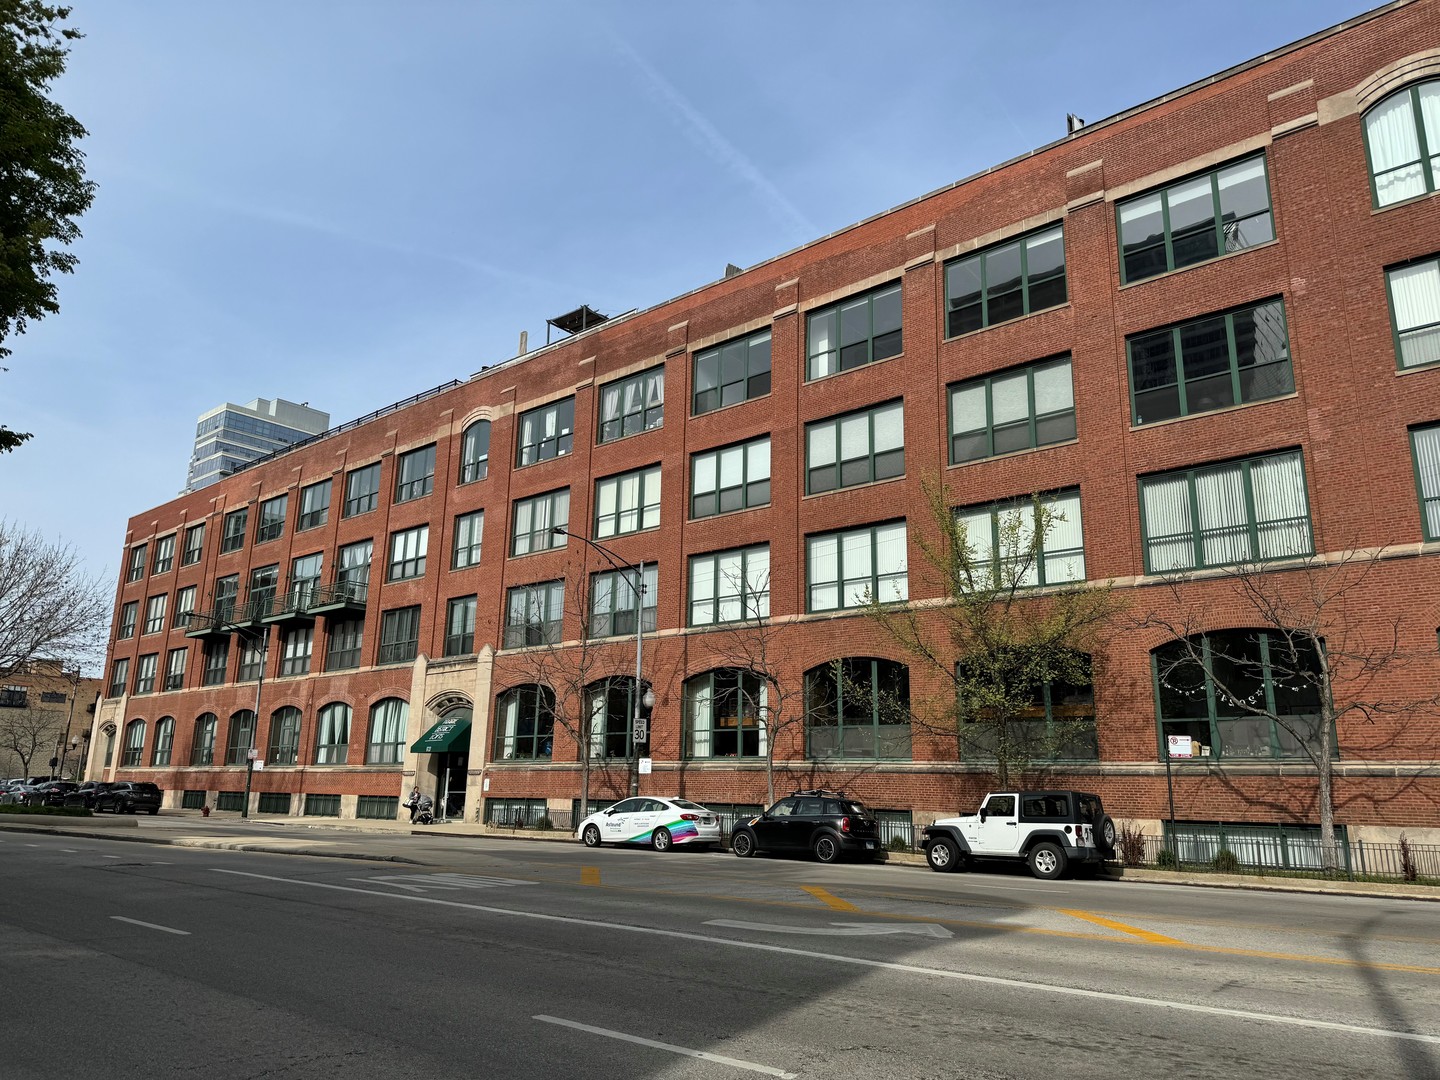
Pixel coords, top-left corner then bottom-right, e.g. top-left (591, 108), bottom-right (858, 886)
top-left (438, 751), bottom-right (468, 820)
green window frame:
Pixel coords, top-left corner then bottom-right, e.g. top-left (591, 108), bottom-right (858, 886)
top-left (1410, 423), bottom-right (1440, 540)
top-left (121, 719), bottom-right (146, 766)
top-left (949, 356), bottom-right (1075, 463)
top-left (190, 713), bottom-right (217, 765)
top-left (806, 521), bottom-right (908, 613)
top-left (256, 494), bottom-right (287, 543)
top-left (688, 544), bottom-right (769, 627)
top-left (598, 366), bottom-right (664, 443)
top-left (1387, 254), bottom-right (1440, 370)
top-left (693, 329), bottom-right (772, 415)
top-left (118, 601), bottom-right (137, 639)
top-left (1117, 155), bottom-right (1274, 284)
top-left (268, 706), bottom-right (301, 765)
top-left (151, 534), bottom-right (175, 575)
top-left (357, 795), bottom-right (398, 820)
top-left (127, 544), bottom-right (147, 582)
top-left (259, 792), bottom-right (293, 815)
top-left (1363, 81), bottom-right (1440, 208)
top-left (164, 647), bottom-right (186, 691)
top-left (394, 444), bottom-right (436, 503)
top-left (596, 465), bottom-right (661, 539)
top-left (512, 488), bottom-right (569, 556)
top-left (378, 606), bottom-right (421, 664)
top-left (225, 709), bottom-right (256, 766)
top-left (220, 508), bottom-right (247, 553)
top-left (684, 668), bottom-right (767, 759)
top-left (516, 397), bottom-right (575, 467)
top-left (279, 626), bottom-right (313, 676)
top-left (690, 437), bottom-right (770, 518)
top-left (957, 653), bottom-right (1098, 763)
top-left (1128, 298), bottom-right (1292, 425)
top-left (445, 595), bottom-right (477, 656)
top-left (132, 654), bottom-right (157, 695)
top-left (589, 564), bottom-right (657, 639)
top-left (956, 488), bottom-right (1085, 589)
top-left (1153, 630), bottom-right (1334, 762)
top-left (387, 525), bottom-right (428, 581)
top-left (366, 698), bottom-right (408, 765)
top-left (212, 573), bottom-right (239, 622)
top-left (201, 640), bottom-right (228, 687)
top-left (315, 703), bottom-right (350, 764)
top-left (151, 717), bottom-right (175, 766)
top-left (585, 676), bottom-right (647, 760)
top-left (945, 225), bottom-right (1067, 337)
top-left (325, 619), bottom-right (363, 671)
top-left (805, 400), bottom-right (904, 494)
top-left (303, 793), bottom-right (341, 816)
top-left (804, 657), bottom-right (911, 760)
top-left (181, 523), bottom-right (204, 566)
top-left (1139, 449), bottom-right (1313, 573)
top-left (453, 510), bottom-right (484, 569)
top-left (344, 462), bottom-right (381, 517)
top-left (806, 283), bottom-right (902, 380)
top-left (173, 586), bottom-right (196, 629)
top-left (237, 633), bottom-right (266, 682)
top-left (246, 564), bottom-right (279, 618)
top-left (493, 684), bottom-right (555, 760)
top-left (504, 580), bottom-right (564, 648)
top-left (298, 479), bottom-right (331, 531)
top-left (143, 594), bottom-right (166, 635)
top-left (459, 420), bottom-right (491, 484)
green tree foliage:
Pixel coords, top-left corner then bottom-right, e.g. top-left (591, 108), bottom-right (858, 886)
top-left (0, 2), bottom-right (95, 452)
top-left (864, 480), bottom-right (1126, 788)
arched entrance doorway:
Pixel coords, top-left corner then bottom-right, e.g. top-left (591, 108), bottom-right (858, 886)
top-left (412, 694), bottom-right (472, 821)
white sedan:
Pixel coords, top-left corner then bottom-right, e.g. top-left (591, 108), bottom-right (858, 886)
top-left (577, 796), bottom-right (722, 851)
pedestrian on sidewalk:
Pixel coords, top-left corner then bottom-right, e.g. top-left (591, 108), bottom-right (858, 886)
top-left (405, 787), bottom-right (421, 823)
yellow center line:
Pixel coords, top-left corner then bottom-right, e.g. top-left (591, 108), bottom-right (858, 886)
top-left (580, 866), bottom-right (601, 886)
top-left (1056, 908), bottom-right (1183, 945)
top-left (801, 885), bottom-right (859, 912)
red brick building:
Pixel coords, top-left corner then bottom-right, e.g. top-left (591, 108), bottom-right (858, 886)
top-left (93, 0), bottom-right (1440, 847)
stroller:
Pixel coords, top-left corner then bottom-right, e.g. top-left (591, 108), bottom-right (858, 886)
top-left (414, 793), bottom-right (435, 825)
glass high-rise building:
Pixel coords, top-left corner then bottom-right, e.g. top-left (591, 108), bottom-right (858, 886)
top-left (185, 398), bottom-right (330, 492)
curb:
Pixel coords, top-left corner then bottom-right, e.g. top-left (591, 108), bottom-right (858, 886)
top-left (0, 821), bottom-right (419, 864)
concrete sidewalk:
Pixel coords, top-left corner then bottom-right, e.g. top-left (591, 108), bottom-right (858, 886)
top-left (2, 809), bottom-right (1436, 900)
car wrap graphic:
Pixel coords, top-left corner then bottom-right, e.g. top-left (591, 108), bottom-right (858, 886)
top-left (621, 815), bottom-right (705, 844)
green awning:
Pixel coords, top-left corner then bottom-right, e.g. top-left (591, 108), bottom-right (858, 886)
top-left (410, 716), bottom-right (471, 754)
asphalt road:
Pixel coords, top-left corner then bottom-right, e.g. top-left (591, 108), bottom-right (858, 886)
top-left (2, 827), bottom-right (1438, 1080)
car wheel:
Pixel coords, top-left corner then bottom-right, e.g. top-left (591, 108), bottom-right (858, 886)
top-left (651, 827), bottom-right (672, 852)
top-left (582, 824), bottom-right (602, 848)
top-left (147, 808), bottom-right (159, 816)
top-left (1097, 815), bottom-right (1117, 854)
top-left (1028, 841), bottom-right (1067, 880)
top-left (731, 830), bottom-right (756, 857)
top-left (813, 833), bottom-right (841, 864)
top-left (926, 838), bottom-right (963, 873)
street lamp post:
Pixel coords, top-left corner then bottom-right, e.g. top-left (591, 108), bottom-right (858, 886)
top-left (552, 527), bottom-right (655, 796)
top-left (237, 627), bottom-right (269, 820)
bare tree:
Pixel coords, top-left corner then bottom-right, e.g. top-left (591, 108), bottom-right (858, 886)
top-left (1137, 548), bottom-right (1439, 871)
top-left (864, 481), bottom-right (1126, 788)
top-left (0, 701), bottom-right (64, 779)
top-left (0, 520), bottom-right (111, 679)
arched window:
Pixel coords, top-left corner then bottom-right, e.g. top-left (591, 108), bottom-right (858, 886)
top-left (1364, 80), bottom-right (1440, 207)
top-left (191, 713), bottom-right (217, 766)
top-left (367, 698), bottom-right (408, 764)
top-left (121, 719), bottom-right (146, 767)
top-left (151, 717), bottom-right (175, 767)
top-left (102, 725), bottom-right (115, 767)
top-left (268, 706), bottom-right (302, 765)
top-left (225, 710), bottom-right (256, 765)
top-left (1153, 630), bottom-right (1331, 761)
top-left (315, 703), bottom-right (351, 764)
top-left (684, 669), bottom-right (766, 759)
top-left (804, 658), bottom-right (910, 759)
top-left (585, 676), bottom-right (648, 759)
top-left (956, 651), bottom-right (1097, 763)
top-left (460, 420), bottom-right (491, 484)
top-left (493, 685), bottom-right (555, 760)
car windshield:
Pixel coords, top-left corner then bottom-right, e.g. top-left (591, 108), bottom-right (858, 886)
top-left (672, 799), bottom-right (707, 810)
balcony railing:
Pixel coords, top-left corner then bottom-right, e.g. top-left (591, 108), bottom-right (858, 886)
top-left (308, 579), bottom-right (370, 613)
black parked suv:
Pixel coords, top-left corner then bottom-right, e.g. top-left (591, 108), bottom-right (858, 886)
top-left (63, 781), bottom-right (115, 809)
top-left (730, 790), bottom-right (882, 863)
top-left (25, 780), bottom-right (78, 807)
top-left (95, 782), bottom-right (163, 815)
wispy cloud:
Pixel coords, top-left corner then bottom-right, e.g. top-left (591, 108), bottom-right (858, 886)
top-left (602, 29), bottom-right (818, 243)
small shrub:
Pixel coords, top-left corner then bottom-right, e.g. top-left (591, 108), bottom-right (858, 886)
top-left (1118, 822), bottom-right (1147, 867)
top-left (1399, 832), bottom-right (1419, 883)
top-left (1155, 848), bottom-right (1179, 870)
top-left (887, 834), bottom-right (911, 853)
top-left (0, 804), bottom-right (93, 817)
top-left (1212, 848), bottom-right (1241, 874)
top-left (536, 815), bottom-right (554, 831)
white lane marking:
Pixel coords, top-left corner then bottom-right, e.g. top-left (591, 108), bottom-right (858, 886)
top-left (102, 855), bottom-right (121, 859)
top-left (534, 1015), bottom-right (796, 1078)
top-left (708, 919), bottom-right (952, 939)
top-left (25, 843), bottom-right (41, 847)
top-left (60, 848), bottom-right (78, 853)
top-left (111, 916), bottom-right (190, 936)
top-left (353, 873), bottom-right (538, 893)
top-left (212, 868), bottom-right (1440, 1046)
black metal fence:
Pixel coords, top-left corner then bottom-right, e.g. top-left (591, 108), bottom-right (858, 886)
top-left (1127, 832), bottom-right (1439, 882)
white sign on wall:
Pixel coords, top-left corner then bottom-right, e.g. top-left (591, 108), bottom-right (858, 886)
top-left (1167, 735), bottom-right (1194, 758)
top-left (638, 758), bottom-right (653, 775)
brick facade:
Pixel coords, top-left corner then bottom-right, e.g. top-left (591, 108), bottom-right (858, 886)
top-left (93, 0), bottom-right (1440, 841)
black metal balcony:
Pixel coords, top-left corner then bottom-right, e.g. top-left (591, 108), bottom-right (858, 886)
top-left (184, 605), bottom-right (235, 638)
top-left (306, 579), bottom-right (369, 617)
top-left (228, 596), bottom-right (274, 629)
top-left (261, 586), bottom-right (317, 626)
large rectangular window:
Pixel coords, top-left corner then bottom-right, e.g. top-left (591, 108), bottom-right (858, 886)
top-left (807, 522), bottom-right (908, 612)
top-left (118, 601), bottom-right (137, 639)
top-left (693, 330), bottom-right (771, 415)
top-left (806, 401), bottom-right (904, 494)
top-left (326, 619), bottom-right (363, 671)
top-left (511, 488), bottom-right (569, 556)
top-left (164, 647), bottom-right (187, 691)
top-left (806, 283), bottom-right (902, 380)
top-left (181, 523), bottom-right (205, 566)
top-left (1140, 450), bottom-right (1313, 572)
top-left (256, 494), bottom-right (287, 543)
top-left (394, 444), bottom-right (436, 503)
top-left (279, 626), bottom-right (313, 676)
top-left (344, 462), bottom-right (381, 517)
top-left (143, 594), bottom-right (167, 635)
top-left (596, 466), bottom-right (661, 539)
top-left (599, 366), bottom-right (664, 442)
top-left (949, 356), bottom-right (1075, 463)
top-left (127, 544), bottom-right (147, 583)
top-left (220, 508), bottom-right (247, 553)
top-left (247, 564), bottom-right (279, 616)
top-left (174, 586), bottom-right (197, 629)
top-left (133, 654), bottom-right (157, 695)
top-left (589, 565), bottom-right (658, 638)
top-left (452, 511), bottom-right (484, 569)
top-left (1118, 155), bottom-right (1273, 284)
top-left (237, 634), bottom-right (266, 682)
top-left (445, 595), bottom-right (477, 656)
top-left (212, 574), bottom-right (239, 622)
top-left (387, 526), bottom-right (428, 581)
top-left (956, 489), bottom-right (1086, 589)
top-left (288, 553), bottom-right (323, 606)
top-left (691, 437), bottom-right (770, 518)
top-left (1411, 423), bottom-right (1440, 540)
top-left (108, 658), bottom-right (129, 698)
top-left (1387, 255), bottom-right (1440, 370)
top-left (504, 581), bottom-right (565, 648)
top-left (338, 540), bottom-right (372, 586)
top-left (298, 479), bottom-right (331, 530)
top-left (945, 225), bottom-right (1066, 337)
top-left (152, 534), bottom-right (175, 575)
top-left (516, 397), bottom-right (575, 467)
top-left (378, 606), bottom-right (421, 665)
top-left (1129, 299), bottom-right (1292, 425)
top-left (201, 640), bottom-right (228, 686)
top-left (689, 545), bottom-right (769, 626)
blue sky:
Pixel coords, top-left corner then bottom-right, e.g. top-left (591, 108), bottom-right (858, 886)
top-left (3, 0), bottom-right (1369, 583)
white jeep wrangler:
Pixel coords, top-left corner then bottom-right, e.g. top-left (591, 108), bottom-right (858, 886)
top-left (922, 790), bottom-right (1116, 880)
